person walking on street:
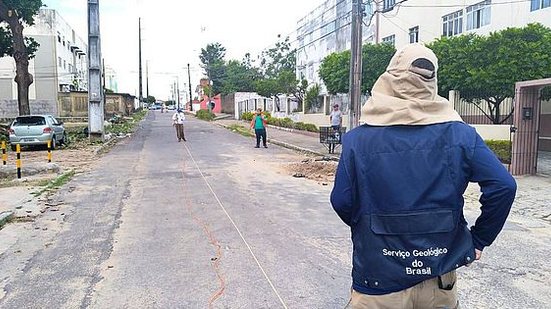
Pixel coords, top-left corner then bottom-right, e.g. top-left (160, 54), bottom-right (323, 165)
top-left (331, 44), bottom-right (516, 309)
top-left (329, 104), bottom-right (343, 153)
top-left (250, 108), bottom-right (267, 148)
top-left (172, 108), bottom-right (187, 142)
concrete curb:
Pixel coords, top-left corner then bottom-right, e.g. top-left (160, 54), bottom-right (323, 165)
top-left (216, 122), bottom-right (339, 161)
top-left (0, 211), bottom-right (14, 228)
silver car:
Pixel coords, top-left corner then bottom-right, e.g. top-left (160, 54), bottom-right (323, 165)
top-left (9, 115), bottom-right (66, 151)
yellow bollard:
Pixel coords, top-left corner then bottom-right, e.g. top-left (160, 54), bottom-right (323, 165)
top-left (1, 141), bottom-right (6, 165)
top-left (16, 144), bottom-right (21, 179)
top-left (47, 140), bottom-right (52, 163)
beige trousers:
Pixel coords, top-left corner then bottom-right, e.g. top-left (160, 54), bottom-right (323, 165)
top-left (349, 271), bottom-right (459, 309)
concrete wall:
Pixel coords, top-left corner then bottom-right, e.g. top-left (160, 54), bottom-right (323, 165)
top-left (471, 124), bottom-right (511, 141)
top-left (58, 92), bottom-right (135, 118)
top-left (0, 99), bottom-right (57, 118)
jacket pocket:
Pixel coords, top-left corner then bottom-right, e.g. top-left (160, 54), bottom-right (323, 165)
top-left (370, 210), bottom-right (456, 235)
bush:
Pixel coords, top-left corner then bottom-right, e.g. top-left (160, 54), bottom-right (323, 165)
top-left (485, 140), bottom-right (512, 164)
top-left (241, 112), bottom-right (254, 121)
top-left (196, 109), bottom-right (215, 121)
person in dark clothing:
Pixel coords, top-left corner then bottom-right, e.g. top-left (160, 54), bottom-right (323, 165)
top-left (331, 44), bottom-right (516, 309)
top-left (250, 108), bottom-right (267, 148)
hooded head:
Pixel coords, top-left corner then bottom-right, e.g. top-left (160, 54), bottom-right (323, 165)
top-left (361, 43), bottom-right (462, 126)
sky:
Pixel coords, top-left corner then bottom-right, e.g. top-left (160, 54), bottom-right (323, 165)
top-left (43, 0), bottom-right (323, 100)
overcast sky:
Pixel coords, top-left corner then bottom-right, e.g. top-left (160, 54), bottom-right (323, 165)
top-left (43, 0), bottom-right (323, 100)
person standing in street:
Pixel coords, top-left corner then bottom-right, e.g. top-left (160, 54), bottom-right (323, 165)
top-left (172, 108), bottom-right (186, 142)
top-left (250, 108), bottom-right (267, 148)
top-left (329, 104), bottom-right (343, 153)
top-left (331, 44), bottom-right (516, 309)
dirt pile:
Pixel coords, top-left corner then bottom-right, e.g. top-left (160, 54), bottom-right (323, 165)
top-left (285, 158), bottom-right (338, 184)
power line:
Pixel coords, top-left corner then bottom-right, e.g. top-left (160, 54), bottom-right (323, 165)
top-left (399, 0), bottom-right (531, 8)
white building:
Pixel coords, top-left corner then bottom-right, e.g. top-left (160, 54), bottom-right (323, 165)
top-left (105, 65), bottom-right (118, 93)
top-left (296, 0), bottom-right (374, 92)
top-left (0, 8), bottom-right (88, 117)
top-left (376, 0), bottom-right (551, 48)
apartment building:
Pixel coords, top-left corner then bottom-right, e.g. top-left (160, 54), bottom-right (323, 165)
top-left (0, 8), bottom-right (88, 117)
top-left (296, 0), bottom-right (374, 92)
top-left (376, 0), bottom-right (551, 48)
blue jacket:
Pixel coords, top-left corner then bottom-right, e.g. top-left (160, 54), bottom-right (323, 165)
top-left (331, 122), bottom-right (516, 295)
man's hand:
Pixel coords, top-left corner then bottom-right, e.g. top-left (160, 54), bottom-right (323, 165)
top-left (466, 249), bottom-right (482, 267)
top-left (475, 249), bottom-right (482, 260)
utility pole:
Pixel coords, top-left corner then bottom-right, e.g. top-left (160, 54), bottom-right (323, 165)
top-left (138, 18), bottom-right (143, 108)
top-left (349, 0), bottom-right (363, 130)
top-left (176, 77), bottom-right (180, 109)
top-left (188, 63), bottom-right (193, 111)
top-left (87, 0), bottom-right (104, 141)
top-left (146, 60), bottom-right (149, 98)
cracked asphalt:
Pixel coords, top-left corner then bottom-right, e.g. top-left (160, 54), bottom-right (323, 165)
top-left (0, 111), bottom-right (550, 308)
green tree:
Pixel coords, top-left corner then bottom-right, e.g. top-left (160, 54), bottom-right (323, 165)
top-left (145, 95), bottom-right (156, 104)
top-left (0, 0), bottom-right (42, 115)
top-left (219, 59), bottom-right (260, 95)
top-left (429, 23), bottom-right (551, 124)
top-left (319, 50), bottom-right (350, 94)
top-left (256, 36), bottom-right (306, 111)
top-left (199, 42), bottom-right (226, 94)
top-left (304, 83), bottom-right (321, 113)
top-left (319, 43), bottom-right (395, 95)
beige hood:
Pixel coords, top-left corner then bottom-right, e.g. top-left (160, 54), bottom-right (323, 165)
top-left (361, 43), bottom-right (463, 126)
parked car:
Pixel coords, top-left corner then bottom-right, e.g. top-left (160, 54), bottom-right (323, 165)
top-left (166, 105), bottom-right (176, 111)
top-left (8, 115), bottom-right (67, 151)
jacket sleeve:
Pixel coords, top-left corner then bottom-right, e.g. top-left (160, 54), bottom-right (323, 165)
top-left (468, 134), bottom-right (517, 251)
top-left (331, 149), bottom-right (355, 226)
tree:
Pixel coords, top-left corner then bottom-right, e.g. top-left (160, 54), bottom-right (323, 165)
top-left (319, 43), bottom-right (395, 95)
top-left (361, 43), bottom-right (396, 95)
top-left (256, 36), bottom-right (306, 111)
top-left (199, 42), bottom-right (226, 94)
top-left (304, 83), bottom-right (321, 113)
top-left (219, 59), bottom-right (260, 95)
top-left (429, 23), bottom-right (551, 124)
top-left (0, 0), bottom-right (42, 115)
top-left (145, 95), bottom-right (156, 104)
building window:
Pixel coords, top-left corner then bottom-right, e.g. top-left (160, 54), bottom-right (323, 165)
top-left (442, 10), bottom-right (463, 37)
top-left (409, 26), bottom-right (419, 43)
top-left (58, 57), bottom-right (62, 67)
top-left (383, 0), bottom-right (395, 12)
top-left (382, 34), bottom-right (395, 46)
top-left (531, 0), bottom-right (551, 11)
top-left (466, 0), bottom-right (491, 30)
top-left (63, 60), bottom-right (66, 70)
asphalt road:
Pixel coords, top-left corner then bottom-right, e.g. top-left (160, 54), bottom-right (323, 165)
top-left (0, 112), bottom-right (550, 308)
top-left (0, 112), bottom-right (352, 308)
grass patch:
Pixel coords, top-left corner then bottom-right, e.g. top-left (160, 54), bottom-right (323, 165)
top-left (31, 170), bottom-right (75, 197)
top-left (227, 124), bottom-right (254, 137)
top-left (196, 110), bottom-right (216, 121)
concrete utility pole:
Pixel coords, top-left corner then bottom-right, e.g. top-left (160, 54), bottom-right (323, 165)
top-left (349, 0), bottom-right (363, 130)
top-left (188, 63), bottom-right (193, 111)
top-left (138, 18), bottom-right (143, 108)
top-left (146, 60), bottom-right (149, 98)
top-left (176, 77), bottom-right (180, 109)
top-left (88, 0), bottom-right (104, 141)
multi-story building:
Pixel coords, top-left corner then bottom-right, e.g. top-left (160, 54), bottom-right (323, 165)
top-left (296, 0), bottom-right (374, 92)
top-left (376, 0), bottom-right (551, 49)
top-left (0, 8), bottom-right (88, 117)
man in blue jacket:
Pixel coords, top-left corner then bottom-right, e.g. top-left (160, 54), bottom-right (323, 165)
top-left (331, 44), bottom-right (516, 308)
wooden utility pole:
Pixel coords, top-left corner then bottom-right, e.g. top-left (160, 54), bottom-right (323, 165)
top-left (188, 63), bottom-right (193, 111)
top-left (138, 18), bottom-right (143, 108)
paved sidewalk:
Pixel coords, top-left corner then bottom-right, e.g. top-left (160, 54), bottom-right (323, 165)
top-left (216, 119), bottom-right (340, 158)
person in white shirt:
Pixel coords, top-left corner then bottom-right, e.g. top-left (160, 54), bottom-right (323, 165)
top-left (172, 109), bottom-right (187, 142)
top-left (329, 104), bottom-right (343, 153)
